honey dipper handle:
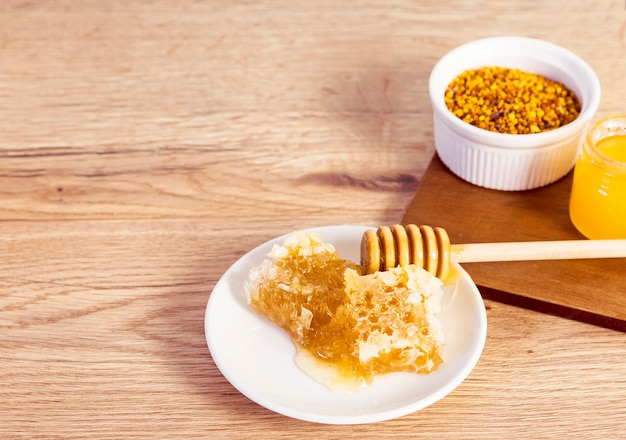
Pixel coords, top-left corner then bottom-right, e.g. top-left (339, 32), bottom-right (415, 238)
top-left (450, 239), bottom-right (626, 263)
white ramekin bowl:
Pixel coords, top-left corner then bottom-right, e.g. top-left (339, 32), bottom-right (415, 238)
top-left (428, 36), bottom-right (601, 191)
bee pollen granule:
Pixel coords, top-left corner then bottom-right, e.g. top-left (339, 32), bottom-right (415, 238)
top-left (444, 66), bottom-right (581, 134)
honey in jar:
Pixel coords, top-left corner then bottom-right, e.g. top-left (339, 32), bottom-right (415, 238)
top-left (569, 115), bottom-right (626, 239)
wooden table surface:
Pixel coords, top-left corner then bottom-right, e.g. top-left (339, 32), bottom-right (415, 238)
top-left (2, 1), bottom-right (625, 438)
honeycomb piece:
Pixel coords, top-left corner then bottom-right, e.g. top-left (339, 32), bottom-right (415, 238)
top-left (246, 232), bottom-right (445, 386)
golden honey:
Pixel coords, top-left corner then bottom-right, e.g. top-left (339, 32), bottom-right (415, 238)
top-left (569, 116), bottom-right (626, 239)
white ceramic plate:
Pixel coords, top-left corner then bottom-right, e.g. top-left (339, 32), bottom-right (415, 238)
top-left (205, 225), bottom-right (487, 425)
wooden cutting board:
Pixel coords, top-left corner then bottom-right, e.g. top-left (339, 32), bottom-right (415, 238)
top-left (403, 154), bottom-right (626, 330)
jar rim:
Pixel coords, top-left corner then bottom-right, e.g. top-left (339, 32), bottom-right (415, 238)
top-left (583, 115), bottom-right (626, 172)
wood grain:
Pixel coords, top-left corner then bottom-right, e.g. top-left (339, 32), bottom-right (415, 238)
top-left (1, 1), bottom-right (626, 438)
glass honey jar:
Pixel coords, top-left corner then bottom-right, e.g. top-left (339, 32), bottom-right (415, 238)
top-left (569, 115), bottom-right (626, 239)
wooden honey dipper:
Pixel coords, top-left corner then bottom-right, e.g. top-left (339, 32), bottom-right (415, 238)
top-left (361, 224), bottom-right (626, 280)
